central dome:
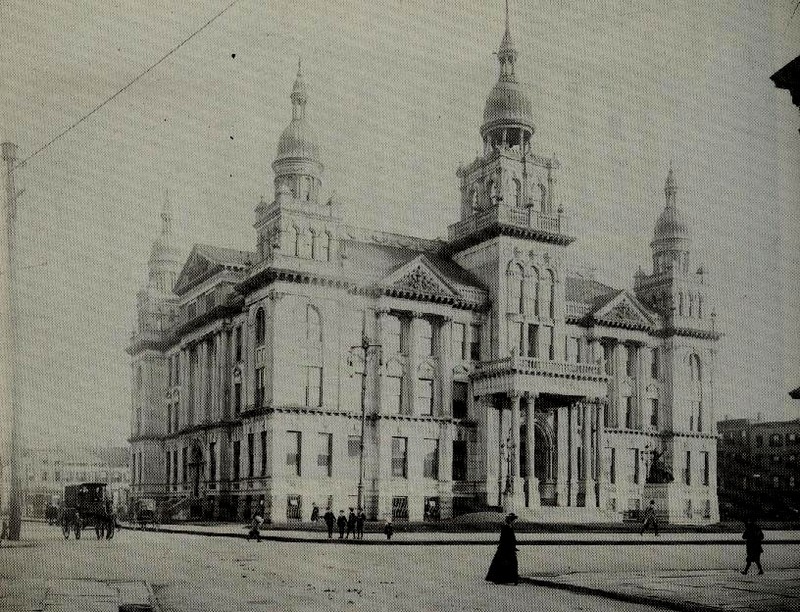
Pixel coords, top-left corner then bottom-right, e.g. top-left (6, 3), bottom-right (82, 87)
top-left (481, 78), bottom-right (534, 135)
top-left (653, 205), bottom-right (690, 241)
top-left (276, 119), bottom-right (319, 161)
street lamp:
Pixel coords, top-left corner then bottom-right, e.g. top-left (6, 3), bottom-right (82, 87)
top-left (349, 334), bottom-right (381, 514)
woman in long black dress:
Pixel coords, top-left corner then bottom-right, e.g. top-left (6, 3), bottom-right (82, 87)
top-left (486, 513), bottom-right (519, 585)
top-left (741, 518), bottom-right (765, 575)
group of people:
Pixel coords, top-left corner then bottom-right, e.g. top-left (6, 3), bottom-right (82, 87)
top-left (322, 507), bottom-right (367, 540)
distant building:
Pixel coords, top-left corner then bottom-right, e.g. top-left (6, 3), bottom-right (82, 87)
top-left (21, 447), bottom-right (130, 517)
top-left (128, 8), bottom-right (722, 525)
top-left (717, 418), bottom-right (800, 520)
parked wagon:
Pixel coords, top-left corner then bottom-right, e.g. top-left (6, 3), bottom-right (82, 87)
top-left (133, 498), bottom-right (158, 530)
top-left (60, 482), bottom-right (115, 540)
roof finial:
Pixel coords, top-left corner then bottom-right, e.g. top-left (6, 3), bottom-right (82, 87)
top-left (505, 0), bottom-right (510, 35)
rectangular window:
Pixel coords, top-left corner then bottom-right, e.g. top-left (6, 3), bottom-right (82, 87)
top-left (452, 381), bottom-right (468, 419)
top-left (418, 378), bottom-right (434, 415)
top-left (209, 442), bottom-right (217, 482)
top-left (385, 376), bottom-right (403, 414)
top-left (232, 441), bottom-right (240, 481)
top-left (318, 432), bottom-right (333, 477)
top-left (348, 435), bottom-right (361, 461)
top-left (625, 397), bottom-right (633, 429)
top-left (452, 440), bottom-right (467, 481)
top-left (453, 323), bottom-right (466, 360)
top-left (165, 452), bottom-right (170, 486)
top-left (631, 448), bottom-right (640, 484)
top-left (287, 431), bottom-right (302, 476)
top-left (166, 405), bottom-right (172, 435)
top-left (470, 324), bottom-right (481, 360)
top-left (255, 367), bottom-right (265, 408)
top-left (132, 454), bottom-right (137, 485)
top-left (391, 436), bottom-right (408, 478)
top-left (234, 383), bottom-right (242, 415)
top-left (182, 447), bottom-right (188, 483)
top-left (651, 348), bottom-right (659, 379)
top-left (174, 353), bottom-right (180, 385)
top-left (173, 403), bottom-right (179, 433)
top-left (650, 398), bottom-right (659, 429)
top-left (305, 366), bottom-right (323, 407)
top-left (168, 357), bottom-right (173, 387)
top-left (260, 431), bottom-right (267, 476)
top-left (422, 438), bottom-right (439, 479)
top-left (527, 324), bottom-right (538, 358)
top-left (701, 451), bottom-right (709, 486)
top-left (548, 326), bottom-right (555, 360)
top-left (392, 496), bottom-right (409, 521)
top-left (684, 450), bottom-right (691, 485)
top-left (609, 448), bottom-right (616, 484)
top-left (247, 432), bottom-right (254, 478)
top-left (235, 325), bottom-right (243, 362)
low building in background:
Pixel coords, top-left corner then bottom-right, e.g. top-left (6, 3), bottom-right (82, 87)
top-left (21, 447), bottom-right (130, 517)
top-left (717, 417), bottom-right (800, 520)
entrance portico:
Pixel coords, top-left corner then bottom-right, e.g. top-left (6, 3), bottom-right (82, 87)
top-left (472, 355), bottom-right (608, 514)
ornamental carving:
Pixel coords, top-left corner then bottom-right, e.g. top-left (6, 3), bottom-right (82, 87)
top-left (394, 266), bottom-right (446, 295)
top-left (604, 301), bottom-right (646, 326)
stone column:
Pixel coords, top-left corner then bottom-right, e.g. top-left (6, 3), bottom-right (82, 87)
top-left (581, 401), bottom-right (594, 506)
top-left (375, 310), bottom-right (389, 415)
top-left (440, 317), bottom-right (454, 417)
top-left (497, 401), bottom-right (505, 507)
top-left (220, 328), bottom-right (230, 420)
top-left (595, 400), bottom-right (606, 509)
top-left (211, 332), bottom-right (221, 421)
top-left (635, 344), bottom-right (646, 429)
top-left (526, 393), bottom-right (540, 507)
top-left (555, 405), bottom-right (569, 506)
top-left (612, 342), bottom-right (625, 428)
top-left (407, 313), bottom-right (421, 416)
top-left (569, 403), bottom-right (579, 506)
top-left (179, 346), bottom-right (189, 429)
top-left (510, 393), bottom-right (521, 507)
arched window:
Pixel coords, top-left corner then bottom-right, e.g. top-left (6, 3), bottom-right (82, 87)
top-left (291, 225), bottom-right (300, 257)
top-left (320, 232), bottom-right (331, 262)
top-left (487, 180), bottom-right (497, 206)
top-left (539, 182), bottom-right (547, 212)
top-left (255, 308), bottom-right (266, 346)
top-left (513, 178), bottom-right (522, 207)
top-left (507, 263), bottom-right (524, 314)
top-left (306, 305), bottom-right (322, 343)
top-left (697, 295), bottom-right (703, 319)
top-left (530, 267), bottom-right (540, 315)
top-left (689, 354), bottom-right (702, 382)
top-left (309, 229), bottom-right (317, 260)
top-left (547, 270), bottom-right (556, 318)
top-left (689, 353), bottom-right (703, 432)
top-left (678, 292), bottom-right (684, 316)
top-left (688, 294), bottom-right (694, 317)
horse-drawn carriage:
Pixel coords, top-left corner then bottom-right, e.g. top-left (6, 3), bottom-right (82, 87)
top-left (132, 498), bottom-right (158, 530)
top-left (60, 482), bottom-right (116, 540)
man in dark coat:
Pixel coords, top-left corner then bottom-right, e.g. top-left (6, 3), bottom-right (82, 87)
top-left (356, 508), bottom-right (366, 539)
top-left (486, 513), bottom-right (519, 585)
top-left (310, 503), bottom-right (320, 523)
top-left (346, 508), bottom-right (357, 539)
top-left (323, 507), bottom-right (335, 539)
top-left (640, 500), bottom-right (659, 536)
top-left (741, 519), bottom-right (765, 575)
top-left (337, 510), bottom-right (347, 539)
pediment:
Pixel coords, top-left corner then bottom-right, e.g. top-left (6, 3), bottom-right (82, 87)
top-left (381, 256), bottom-right (458, 298)
top-left (593, 291), bottom-right (655, 330)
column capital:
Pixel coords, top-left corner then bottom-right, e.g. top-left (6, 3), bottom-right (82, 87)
top-left (410, 310), bottom-right (425, 319)
top-left (440, 315), bottom-right (454, 324)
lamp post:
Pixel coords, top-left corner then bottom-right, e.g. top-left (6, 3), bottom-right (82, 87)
top-left (349, 334), bottom-right (381, 514)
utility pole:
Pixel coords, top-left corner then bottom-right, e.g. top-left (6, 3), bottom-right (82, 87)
top-left (2, 141), bottom-right (24, 540)
top-left (351, 335), bottom-right (381, 514)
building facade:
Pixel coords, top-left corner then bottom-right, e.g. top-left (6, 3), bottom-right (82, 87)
top-left (128, 13), bottom-right (721, 524)
top-left (21, 447), bottom-right (130, 517)
top-left (718, 418), bottom-right (800, 520)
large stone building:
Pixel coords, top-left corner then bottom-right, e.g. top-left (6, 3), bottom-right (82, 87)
top-left (128, 12), bottom-right (721, 524)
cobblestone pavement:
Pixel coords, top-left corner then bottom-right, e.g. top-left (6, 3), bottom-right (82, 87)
top-left (2, 522), bottom-right (798, 611)
top-left (525, 570), bottom-right (800, 612)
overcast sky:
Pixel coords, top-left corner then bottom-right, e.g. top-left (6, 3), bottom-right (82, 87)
top-left (1, 0), bottom-right (798, 448)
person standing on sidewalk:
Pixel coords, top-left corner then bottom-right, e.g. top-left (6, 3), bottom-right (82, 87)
top-left (383, 518), bottom-right (393, 540)
top-left (310, 503), bottom-right (319, 523)
top-left (356, 508), bottom-right (366, 540)
top-left (346, 508), bottom-right (357, 539)
top-left (741, 518), bottom-right (765, 575)
top-left (640, 500), bottom-right (659, 536)
top-left (337, 510), bottom-right (347, 539)
top-left (323, 507), bottom-right (335, 539)
top-left (486, 513), bottom-right (519, 585)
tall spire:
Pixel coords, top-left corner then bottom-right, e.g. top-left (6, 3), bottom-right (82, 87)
top-left (290, 57), bottom-right (308, 119)
top-left (664, 161), bottom-right (677, 208)
top-left (497, 0), bottom-right (517, 81)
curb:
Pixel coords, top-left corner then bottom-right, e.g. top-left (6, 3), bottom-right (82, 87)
top-left (521, 576), bottom-right (719, 612)
top-left (116, 525), bottom-right (800, 546)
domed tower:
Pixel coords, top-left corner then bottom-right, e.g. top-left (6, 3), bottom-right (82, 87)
top-left (254, 62), bottom-right (340, 266)
top-left (271, 60), bottom-right (323, 205)
top-left (651, 164), bottom-right (691, 276)
top-left (480, 3), bottom-right (535, 153)
top-left (148, 192), bottom-right (181, 293)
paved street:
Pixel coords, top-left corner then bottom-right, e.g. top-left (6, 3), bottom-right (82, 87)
top-left (1, 522), bottom-right (799, 611)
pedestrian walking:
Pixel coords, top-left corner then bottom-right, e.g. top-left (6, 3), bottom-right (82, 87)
top-left (310, 503), bottom-right (320, 523)
top-left (337, 510), bottom-right (347, 539)
top-left (356, 507), bottom-right (366, 539)
top-left (741, 518), bottom-right (765, 575)
top-left (640, 500), bottom-right (659, 536)
top-left (346, 508), bottom-right (357, 539)
top-left (323, 507), bottom-right (335, 539)
top-left (485, 513), bottom-right (519, 585)
top-left (247, 513), bottom-right (264, 542)
top-left (383, 518), bottom-right (393, 540)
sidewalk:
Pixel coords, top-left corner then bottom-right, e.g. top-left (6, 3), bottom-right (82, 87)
top-left (117, 521), bottom-right (800, 545)
top-left (0, 579), bottom-right (156, 612)
top-left (523, 569), bottom-right (800, 612)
